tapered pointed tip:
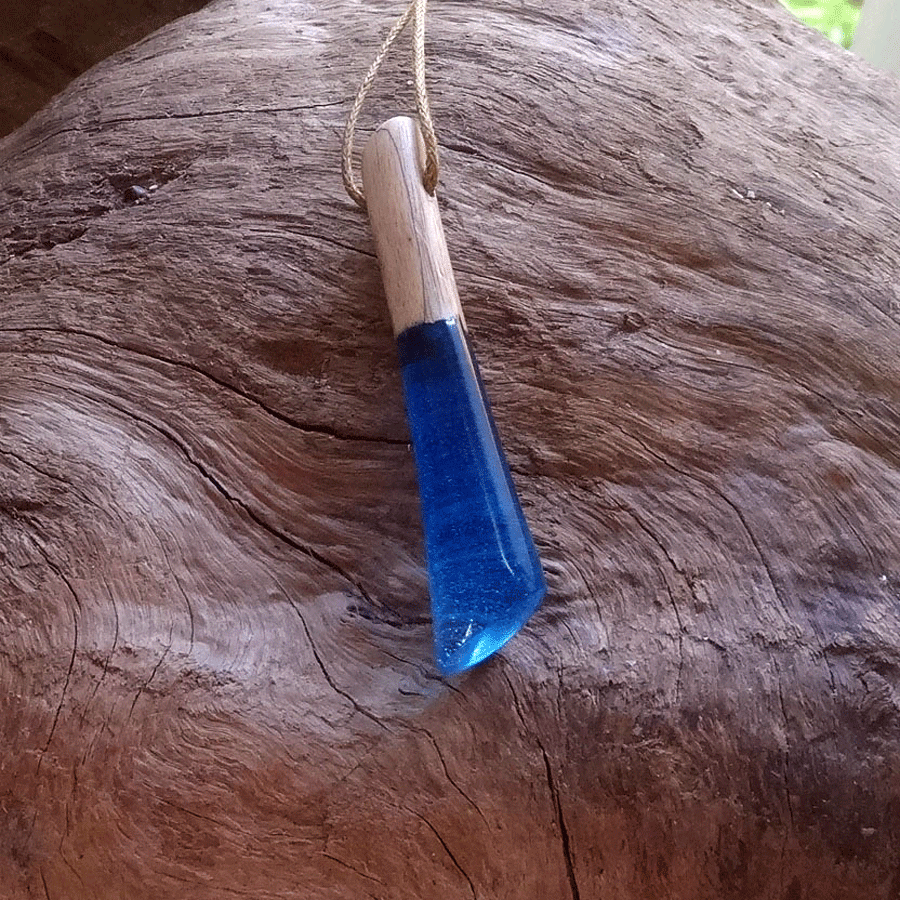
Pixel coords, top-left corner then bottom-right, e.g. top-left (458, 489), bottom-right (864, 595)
top-left (434, 586), bottom-right (546, 676)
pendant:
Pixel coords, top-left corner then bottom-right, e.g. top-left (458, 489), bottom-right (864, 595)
top-left (362, 116), bottom-right (546, 675)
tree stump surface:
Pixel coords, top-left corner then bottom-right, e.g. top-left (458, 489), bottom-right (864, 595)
top-left (1, 1), bottom-right (899, 897)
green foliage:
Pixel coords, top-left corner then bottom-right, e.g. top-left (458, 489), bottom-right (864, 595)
top-left (778, 0), bottom-right (862, 48)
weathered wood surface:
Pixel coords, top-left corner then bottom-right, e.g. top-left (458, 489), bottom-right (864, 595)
top-left (0, 0), bottom-right (210, 137)
top-left (1, 1), bottom-right (899, 897)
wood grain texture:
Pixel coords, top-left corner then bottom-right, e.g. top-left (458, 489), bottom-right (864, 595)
top-left (0, 1), bottom-right (899, 898)
top-left (0, 0), bottom-right (210, 137)
top-left (363, 116), bottom-right (464, 334)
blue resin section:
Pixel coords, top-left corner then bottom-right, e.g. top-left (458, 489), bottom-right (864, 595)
top-left (396, 317), bottom-right (546, 675)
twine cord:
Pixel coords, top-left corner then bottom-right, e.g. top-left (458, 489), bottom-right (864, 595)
top-left (342, 0), bottom-right (439, 210)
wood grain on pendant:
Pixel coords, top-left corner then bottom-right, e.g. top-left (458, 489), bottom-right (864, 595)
top-left (362, 116), bottom-right (464, 335)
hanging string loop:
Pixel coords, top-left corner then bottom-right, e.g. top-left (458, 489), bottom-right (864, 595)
top-left (342, 0), bottom-right (439, 211)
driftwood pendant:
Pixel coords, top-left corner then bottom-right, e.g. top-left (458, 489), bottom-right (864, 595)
top-left (362, 116), bottom-right (546, 674)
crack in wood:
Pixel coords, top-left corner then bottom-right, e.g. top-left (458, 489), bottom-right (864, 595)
top-left (0, 326), bottom-right (406, 446)
top-left (80, 582), bottom-right (119, 730)
top-left (28, 541), bottom-right (80, 777)
top-left (126, 623), bottom-right (173, 721)
top-left (540, 746), bottom-right (582, 900)
top-left (287, 597), bottom-right (387, 732)
top-left (503, 669), bottom-right (583, 900)
top-left (48, 378), bottom-right (382, 616)
top-left (410, 725), bottom-right (489, 825)
top-left (321, 852), bottom-right (385, 886)
top-left (415, 813), bottom-right (478, 900)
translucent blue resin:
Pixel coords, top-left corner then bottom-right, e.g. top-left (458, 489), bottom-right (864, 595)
top-left (396, 317), bottom-right (546, 675)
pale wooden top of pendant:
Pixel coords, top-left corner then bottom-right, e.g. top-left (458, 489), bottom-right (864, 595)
top-left (361, 116), bottom-right (464, 337)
